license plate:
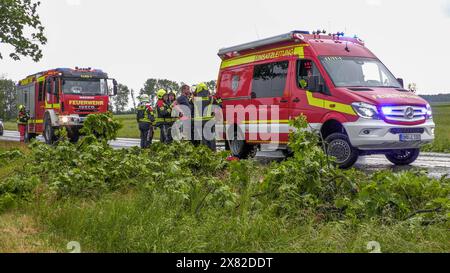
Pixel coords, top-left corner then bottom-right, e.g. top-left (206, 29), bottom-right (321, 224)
top-left (400, 134), bottom-right (421, 142)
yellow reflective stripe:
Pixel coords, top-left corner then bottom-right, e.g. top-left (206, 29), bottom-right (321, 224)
top-left (221, 45), bottom-right (309, 69)
top-left (37, 76), bottom-right (46, 83)
top-left (29, 120), bottom-right (44, 124)
top-left (45, 102), bottom-right (61, 109)
top-left (306, 91), bottom-right (356, 116)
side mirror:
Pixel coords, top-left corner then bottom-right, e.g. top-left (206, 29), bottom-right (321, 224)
top-left (250, 92), bottom-right (257, 99)
top-left (397, 78), bottom-right (404, 88)
top-left (110, 79), bottom-right (118, 96)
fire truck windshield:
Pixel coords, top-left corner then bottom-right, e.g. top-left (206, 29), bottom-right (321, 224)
top-left (62, 78), bottom-right (107, 95)
top-left (319, 56), bottom-right (401, 89)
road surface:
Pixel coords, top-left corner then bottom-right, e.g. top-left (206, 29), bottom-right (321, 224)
top-left (1, 130), bottom-right (449, 177)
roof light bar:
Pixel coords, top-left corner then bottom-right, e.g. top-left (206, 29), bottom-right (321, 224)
top-left (218, 30), bottom-right (309, 57)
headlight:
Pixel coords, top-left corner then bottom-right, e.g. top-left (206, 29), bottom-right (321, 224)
top-left (60, 116), bottom-right (70, 124)
top-left (426, 104), bottom-right (433, 119)
top-left (351, 102), bottom-right (380, 119)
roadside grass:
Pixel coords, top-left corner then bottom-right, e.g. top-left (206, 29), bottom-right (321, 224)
top-left (31, 190), bottom-right (449, 253)
top-left (3, 121), bottom-right (16, 131)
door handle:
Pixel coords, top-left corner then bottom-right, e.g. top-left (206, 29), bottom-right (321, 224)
top-left (293, 97), bottom-right (301, 103)
top-left (280, 99), bottom-right (289, 103)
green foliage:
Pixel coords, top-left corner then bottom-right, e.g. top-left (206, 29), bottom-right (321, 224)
top-left (111, 84), bottom-right (130, 114)
top-left (0, 0), bottom-right (47, 61)
top-left (0, 77), bottom-right (17, 120)
top-left (79, 112), bottom-right (123, 142)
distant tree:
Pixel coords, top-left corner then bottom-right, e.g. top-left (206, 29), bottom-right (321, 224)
top-left (140, 79), bottom-right (181, 102)
top-left (0, 0), bottom-right (47, 62)
top-left (111, 84), bottom-right (130, 114)
top-left (0, 77), bottom-right (18, 120)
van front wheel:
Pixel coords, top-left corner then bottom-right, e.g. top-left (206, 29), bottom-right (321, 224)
top-left (385, 149), bottom-right (420, 166)
top-left (325, 133), bottom-right (359, 169)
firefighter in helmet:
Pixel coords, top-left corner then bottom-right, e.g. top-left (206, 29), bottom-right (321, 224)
top-left (17, 105), bottom-right (30, 143)
top-left (192, 82), bottom-right (222, 151)
top-left (155, 89), bottom-right (173, 144)
top-left (136, 94), bottom-right (155, 149)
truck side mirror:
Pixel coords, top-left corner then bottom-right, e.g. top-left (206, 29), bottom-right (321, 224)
top-left (397, 78), bottom-right (404, 88)
top-left (112, 79), bottom-right (118, 96)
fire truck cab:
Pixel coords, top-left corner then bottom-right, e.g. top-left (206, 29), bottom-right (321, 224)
top-left (216, 31), bottom-right (435, 168)
top-left (17, 67), bottom-right (117, 144)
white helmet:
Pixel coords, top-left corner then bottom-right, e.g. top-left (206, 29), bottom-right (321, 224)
top-left (139, 94), bottom-right (150, 102)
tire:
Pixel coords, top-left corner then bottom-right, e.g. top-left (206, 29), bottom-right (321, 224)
top-left (385, 149), bottom-right (420, 166)
top-left (68, 129), bottom-right (80, 143)
top-left (44, 115), bottom-right (56, 145)
top-left (227, 126), bottom-right (256, 159)
top-left (325, 133), bottom-right (359, 169)
top-left (24, 125), bottom-right (30, 143)
top-left (0, 126), bottom-right (3, 136)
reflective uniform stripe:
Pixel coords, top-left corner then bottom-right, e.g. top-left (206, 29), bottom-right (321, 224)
top-left (306, 91), bottom-right (356, 116)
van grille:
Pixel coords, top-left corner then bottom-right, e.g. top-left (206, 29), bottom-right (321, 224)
top-left (382, 105), bottom-right (427, 122)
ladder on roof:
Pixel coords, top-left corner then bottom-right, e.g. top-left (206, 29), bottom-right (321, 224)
top-left (218, 30), bottom-right (310, 57)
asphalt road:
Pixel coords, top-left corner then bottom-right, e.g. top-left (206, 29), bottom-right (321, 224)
top-left (1, 130), bottom-right (449, 177)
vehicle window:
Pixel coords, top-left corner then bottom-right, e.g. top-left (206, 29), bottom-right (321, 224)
top-left (252, 61), bottom-right (289, 98)
top-left (38, 82), bottom-right (45, 102)
top-left (297, 59), bottom-right (328, 93)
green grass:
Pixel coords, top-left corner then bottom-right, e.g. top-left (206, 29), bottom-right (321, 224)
top-left (31, 191), bottom-right (448, 253)
top-left (3, 121), bottom-right (17, 131)
top-left (423, 104), bottom-right (450, 153)
top-left (115, 114), bottom-right (160, 139)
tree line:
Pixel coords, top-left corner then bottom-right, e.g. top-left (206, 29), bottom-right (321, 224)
top-left (0, 76), bottom-right (216, 120)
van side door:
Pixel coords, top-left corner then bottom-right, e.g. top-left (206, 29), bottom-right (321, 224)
top-left (250, 60), bottom-right (291, 144)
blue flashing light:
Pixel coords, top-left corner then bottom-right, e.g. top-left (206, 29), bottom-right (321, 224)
top-left (381, 106), bottom-right (394, 116)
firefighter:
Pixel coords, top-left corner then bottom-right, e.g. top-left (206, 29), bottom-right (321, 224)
top-left (156, 89), bottom-right (173, 144)
top-left (177, 85), bottom-right (194, 142)
top-left (193, 82), bottom-right (222, 151)
top-left (17, 105), bottom-right (30, 143)
top-left (136, 94), bottom-right (155, 149)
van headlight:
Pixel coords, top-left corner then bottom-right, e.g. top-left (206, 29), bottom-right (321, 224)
top-left (426, 104), bottom-right (433, 119)
top-left (351, 102), bottom-right (380, 119)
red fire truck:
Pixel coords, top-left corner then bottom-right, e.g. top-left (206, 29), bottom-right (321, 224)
top-left (216, 30), bottom-right (435, 168)
top-left (17, 67), bottom-right (117, 144)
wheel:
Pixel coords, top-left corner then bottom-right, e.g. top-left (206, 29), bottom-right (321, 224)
top-left (385, 149), bottom-right (420, 166)
top-left (44, 115), bottom-right (56, 145)
top-left (227, 126), bottom-right (256, 159)
top-left (325, 133), bottom-right (359, 169)
top-left (0, 127), bottom-right (3, 136)
top-left (24, 125), bottom-right (31, 143)
top-left (68, 129), bottom-right (80, 143)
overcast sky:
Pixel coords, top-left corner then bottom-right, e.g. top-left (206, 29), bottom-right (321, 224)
top-left (1, 0), bottom-right (450, 95)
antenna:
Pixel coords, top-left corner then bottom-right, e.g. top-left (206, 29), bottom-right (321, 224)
top-left (254, 25), bottom-right (260, 39)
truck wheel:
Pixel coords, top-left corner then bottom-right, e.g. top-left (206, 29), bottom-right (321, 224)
top-left (44, 116), bottom-right (56, 145)
top-left (228, 127), bottom-right (255, 159)
top-left (69, 131), bottom-right (80, 143)
top-left (385, 149), bottom-right (420, 166)
top-left (325, 133), bottom-right (359, 169)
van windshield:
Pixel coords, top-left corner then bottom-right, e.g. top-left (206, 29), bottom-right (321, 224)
top-left (319, 56), bottom-right (401, 89)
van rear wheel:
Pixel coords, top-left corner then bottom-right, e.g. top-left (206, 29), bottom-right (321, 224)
top-left (325, 133), bottom-right (359, 169)
top-left (228, 127), bottom-right (255, 159)
top-left (385, 149), bottom-right (420, 166)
